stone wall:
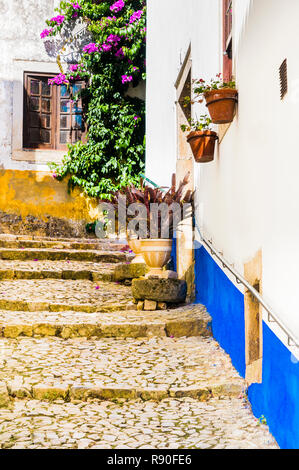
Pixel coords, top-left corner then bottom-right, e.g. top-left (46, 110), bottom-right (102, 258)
top-left (0, 1), bottom-right (98, 236)
top-left (0, 170), bottom-right (100, 237)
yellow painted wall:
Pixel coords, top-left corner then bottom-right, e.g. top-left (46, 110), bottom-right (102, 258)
top-left (0, 170), bottom-right (99, 222)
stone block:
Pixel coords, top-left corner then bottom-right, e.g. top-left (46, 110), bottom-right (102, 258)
top-left (33, 324), bottom-right (58, 337)
top-left (132, 278), bottom-right (187, 304)
top-left (165, 320), bottom-right (201, 338)
top-left (144, 300), bottom-right (157, 311)
top-left (146, 270), bottom-right (178, 280)
top-left (32, 385), bottom-right (69, 401)
top-left (114, 263), bottom-right (148, 282)
top-left (138, 389), bottom-right (169, 401)
top-left (157, 302), bottom-right (167, 310)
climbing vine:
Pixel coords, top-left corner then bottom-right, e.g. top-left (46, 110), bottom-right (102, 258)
top-left (41, 0), bottom-right (146, 199)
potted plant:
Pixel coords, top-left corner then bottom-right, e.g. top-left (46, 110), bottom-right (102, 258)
top-left (181, 115), bottom-right (218, 163)
top-left (192, 74), bottom-right (238, 124)
top-left (106, 174), bottom-right (193, 276)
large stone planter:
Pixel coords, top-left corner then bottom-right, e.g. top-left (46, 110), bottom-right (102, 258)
top-left (127, 238), bottom-right (145, 265)
top-left (140, 239), bottom-right (173, 276)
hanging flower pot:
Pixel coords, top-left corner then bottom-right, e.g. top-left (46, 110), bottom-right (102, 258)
top-left (187, 130), bottom-right (218, 163)
top-left (181, 115), bottom-right (218, 163)
top-left (204, 88), bottom-right (238, 124)
top-left (189, 74), bottom-right (238, 124)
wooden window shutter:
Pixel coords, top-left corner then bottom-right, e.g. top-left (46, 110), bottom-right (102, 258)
top-left (223, 0), bottom-right (233, 82)
top-left (23, 72), bottom-right (86, 150)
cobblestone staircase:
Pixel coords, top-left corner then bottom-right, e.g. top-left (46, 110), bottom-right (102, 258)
top-left (0, 235), bottom-right (277, 449)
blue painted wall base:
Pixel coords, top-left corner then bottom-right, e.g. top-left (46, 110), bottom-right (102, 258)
top-left (195, 245), bottom-right (246, 377)
top-left (195, 245), bottom-right (299, 449)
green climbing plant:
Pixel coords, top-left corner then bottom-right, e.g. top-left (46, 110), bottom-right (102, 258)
top-left (41, 0), bottom-right (146, 199)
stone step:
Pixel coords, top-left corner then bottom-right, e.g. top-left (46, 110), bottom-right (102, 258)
top-left (0, 239), bottom-right (127, 252)
top-left (0, 305), bottom-right (211, 339)
top-left (0, 234), bottom-right (120, 243)
top-left (0, 279), bottom-right (135, 313)
top-left (0, 260), bottom-right (116, 281)
top-left (0, 336), bottom-right (245, 403)
top-left (0, 249), bottom-right (129, 263)
top-left (0, 398), bottom-right (278, 449)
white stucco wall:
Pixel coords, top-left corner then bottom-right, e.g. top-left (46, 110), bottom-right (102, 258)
top-left (146, 0), bottom-right (221, 188)
top-left (0, 0), bottom-right (63, 172)
top-left (198, 0), bottom-right (299, 341)
top-left (147, 0), bottom-right (299, 347)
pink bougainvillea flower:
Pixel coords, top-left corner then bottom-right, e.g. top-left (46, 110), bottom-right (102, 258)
top-left (50, 15), bottom-right (65, 25)
top-left (129, 10), bottom-right (143, 24)
top-left (110, 0), bottom-right (125, 13)
top-left (83, 43), bottom-right (99, 54)
top-left (101, 43), bottom-right (113, 52)
top-left (106, 34), bottom-right (121, 45)
top-left (121, 75), bottom-right (133, 84)
top-left (40, 29), bottom-right (53, 39)
top-left (48, 73), bottom-right (69, 86)
top-left (115, 48), bottom-right (124, 58)
top-left (71, 2), bottom-right (82, 9)
top-left (69, 64), bottom-right (79, 72)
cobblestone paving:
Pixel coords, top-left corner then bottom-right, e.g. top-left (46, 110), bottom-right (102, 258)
top-left (0, 398), bottom-right (278, 449)
top-left (0, 304), bottom-right (211, 339)
top-left (0, 279), bottom-right (135, 312)
top-left (0, 236), bottom-right (279, 449)
top-left (0, 304), bottom-right (208, 326)
top-left (0, 260), bottom-right (116, 280)
top-left (0, 260), bottom-right (116, 273)
top-left (0, 248), bottom-right (129, 263)
top-left (0, 240), bottom-right (126, 251)
top-left (0, 336), bottom-right (243, 393)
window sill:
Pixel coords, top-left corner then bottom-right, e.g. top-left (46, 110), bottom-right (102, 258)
top-left (12, 149), bottom-right (66, 163)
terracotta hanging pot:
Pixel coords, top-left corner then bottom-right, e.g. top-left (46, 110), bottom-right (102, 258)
top-left (187, 130), bottom-right (218, 163)
top-left (204, 88), bottom-right (238, 124)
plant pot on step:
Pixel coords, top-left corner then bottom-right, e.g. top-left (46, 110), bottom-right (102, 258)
top-left (204, 88), bottom-right (238, 124)
top-left (140, 239), bottom-right (173, 277)
top-left (187, 130), bottom-right (218, 163)
top-left (127, 237), bottom-right (145, 264)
